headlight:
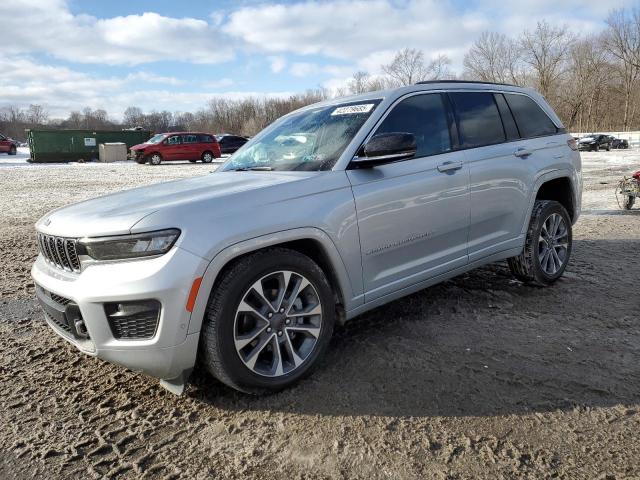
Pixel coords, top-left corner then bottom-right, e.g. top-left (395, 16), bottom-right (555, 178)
top-left (78, 229), bottom-right (180, 261)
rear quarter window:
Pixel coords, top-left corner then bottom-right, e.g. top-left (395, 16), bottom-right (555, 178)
top-left (504, 94), bottom-right (558, 138)
top-left (199, 134), bottom-right (215, 143)
top-left (449, 92), bottom-right (505, 148)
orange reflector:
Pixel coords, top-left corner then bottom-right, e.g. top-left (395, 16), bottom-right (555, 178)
top-left (186, 277), bottom-right (203, 313)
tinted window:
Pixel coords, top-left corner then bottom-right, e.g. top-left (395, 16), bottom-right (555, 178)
top-left (200, 134), bottom-right (214, 143)
top-left (375, 94), bottom-right (451, 158)
top-left (182, 134), bottom-right (198, 144)
top-left (505, 94), bottom-right (557, 138)
top-left (166, 135), bottom-right (181, 145)
top-left (494, 94), bottom-right (520, 141)
top-left (450, 92), bottom-right (505, 148)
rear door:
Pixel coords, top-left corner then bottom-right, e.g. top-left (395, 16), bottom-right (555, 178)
top-left (348, 92), bottom-right (470, 300)
top-left (458, 91), bottom-right (564, 262)
top-left (182, 134), bottom-right (199, 159)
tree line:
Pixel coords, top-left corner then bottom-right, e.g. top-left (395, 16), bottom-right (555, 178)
top-left (2, 7), bottom-right (639, 141)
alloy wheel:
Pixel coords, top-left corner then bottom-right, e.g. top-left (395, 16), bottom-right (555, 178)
top-left (233, 270), bottom-right (323, 377)
top-left (538, 213), bottom-right (568, 275)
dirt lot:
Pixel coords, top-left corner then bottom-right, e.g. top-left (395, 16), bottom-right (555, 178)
top-left (1, 151), bottom-right (639, 479)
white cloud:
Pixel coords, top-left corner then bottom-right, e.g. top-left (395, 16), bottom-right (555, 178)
top-left (289, 62), bottom-right (320, 77)
top-left (201, 78), bottom-right (235, 89)
top-left (0, 0), bottom-right (233, 65)
top-left (126, 72), bottom-right (184, 86)
top-left (269, 56), bottom-right (287, 73)
top-left (0, 56), bottom-right (289, 119)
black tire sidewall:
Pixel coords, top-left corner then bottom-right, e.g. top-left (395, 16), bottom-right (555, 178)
top-left (530, 202), bottom-right (572, 284)
top-left (9, 145), bottom-right (16, 155)
top-left (204, 250), bottom-right (335, 392)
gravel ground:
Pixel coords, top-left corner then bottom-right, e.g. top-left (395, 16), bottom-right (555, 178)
top-left (1, 150), bottom-right (639, 479)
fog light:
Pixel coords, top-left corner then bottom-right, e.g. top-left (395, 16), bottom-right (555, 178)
top-left (104, 300), bottom-right (161, 340)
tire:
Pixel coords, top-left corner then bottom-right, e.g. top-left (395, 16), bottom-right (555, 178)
top-left (508, 200), bottom-right (572, 286)
top-left (623, 195), bottom-right (635, 210)
top-left (149, 153), bottom-right (162, 165)
top-left (135, 157), bottom-right (146, 164)
top-left (200, 247), bottom-right (335, 394)
top-left (201, 151), bottom-right (214, 163)
top-left (9, 145), bottom-right (16, 155)
top-left (606, 145), bottom-right (611, 151)
top-left (594, 145), bottom-right (599, 152)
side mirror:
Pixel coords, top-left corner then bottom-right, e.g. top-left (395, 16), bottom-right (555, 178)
top-left (352, 132), bottom-right (416, 168)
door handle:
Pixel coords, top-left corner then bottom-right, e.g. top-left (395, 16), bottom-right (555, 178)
top-left (437, 161), bottom-right (463, 173)
top-left (514, 147), bottom-right (532, 158)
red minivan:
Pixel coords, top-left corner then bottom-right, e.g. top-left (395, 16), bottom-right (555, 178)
top-left (130, 132), bottom-right (222, 165)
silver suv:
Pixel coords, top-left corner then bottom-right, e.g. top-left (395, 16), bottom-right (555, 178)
top-left (31, 81), bottom-right (582, 395)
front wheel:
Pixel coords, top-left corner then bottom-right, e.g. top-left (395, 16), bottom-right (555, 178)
top-left (508, 200), bottom-right (572, 286)
top-left (149, 153), bottom-right (162, 165)
top-left (200, 248), bottom-right (335, 394)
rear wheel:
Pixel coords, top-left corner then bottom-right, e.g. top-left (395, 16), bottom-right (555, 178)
top-left (9, 145), bottom-right (16, 155)
top-left (508, 200), bottom-right (572, 286)
top-left (202, 151), bottom-right (214, 163)
top-left (149, 153), bottom-right (162, 165)
top-left (623, 195), bottom-right (635, 210)
top-left (200, 248), bottom-right (335, 394)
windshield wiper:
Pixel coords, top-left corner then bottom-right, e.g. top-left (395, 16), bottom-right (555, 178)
top-left (231, 166), bottom-right (273, 171)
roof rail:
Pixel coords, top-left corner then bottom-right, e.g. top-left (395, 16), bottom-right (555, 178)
top-left (415, 80), bottom-right (518, 87)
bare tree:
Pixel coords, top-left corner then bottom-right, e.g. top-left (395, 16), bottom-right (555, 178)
top-left (520, 21), bottom-right (574, 100)
top-left (463, 32), bottom-right (525, 84)
top-left (382, 48), bottom-right (430, 86)
top-left (604, 8), bottom-right (640, 130)
top-left (26, 104), bottom-right (48, 125)
top-left (347, 71), bottom-right (371, 94)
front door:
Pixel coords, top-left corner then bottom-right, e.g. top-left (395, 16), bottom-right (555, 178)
top-left (163, 135), bottom-right (183, 160)
top-left (348, 93), bottom-right (470, 301)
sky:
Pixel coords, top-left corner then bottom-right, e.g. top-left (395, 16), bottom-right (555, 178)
top-left (0, 0), bottom-right (633, 120)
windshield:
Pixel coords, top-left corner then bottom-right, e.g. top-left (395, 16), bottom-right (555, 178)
top-left (146, 134), bottom-right (167, 144)
top-left (220, 100), bottom-right (380, 171)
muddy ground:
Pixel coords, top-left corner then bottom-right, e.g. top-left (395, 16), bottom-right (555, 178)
top-left (0, 152), bottom-right (639, 479)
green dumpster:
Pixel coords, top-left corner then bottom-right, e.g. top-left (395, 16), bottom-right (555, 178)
top-left (26, 129), bottom-right (152, 163)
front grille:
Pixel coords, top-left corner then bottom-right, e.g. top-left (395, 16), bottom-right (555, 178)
top-left (37, 233), bottom-right (81, 272)
top-left (105, 301), bottom-right (161, 340)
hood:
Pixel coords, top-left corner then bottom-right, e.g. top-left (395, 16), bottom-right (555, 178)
top-left (579, 137), bottom-right (595, 143)
top-left (130, 142), bottom-right (149, 151)
top-left (36, 171), bottom-right (318, 237)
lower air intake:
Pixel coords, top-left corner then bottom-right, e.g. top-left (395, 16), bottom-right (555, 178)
top-left (104, 300), bottom-right (161, 340)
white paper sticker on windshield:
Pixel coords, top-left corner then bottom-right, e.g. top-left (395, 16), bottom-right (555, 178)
top-left (331, 104), bottom-right (375, 116)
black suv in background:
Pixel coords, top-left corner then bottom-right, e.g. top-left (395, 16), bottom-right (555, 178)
top-left (578, 134), bottom-right (613, 151)
top-left (216, 134), bottom-right (249, 154)
top-left (612, 138), bottom-right (629, 149)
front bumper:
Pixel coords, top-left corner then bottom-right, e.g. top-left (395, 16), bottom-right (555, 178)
top-left (31, 246), bottom-right (209, 381)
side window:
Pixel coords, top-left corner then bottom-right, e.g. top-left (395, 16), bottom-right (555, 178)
top-left (504, 94), bottom-right (558, 138)
top-left (166, 135), bottom-right (182, 145)
top-left (374, 93), bottom-right (451, 158)
top-left (494, 94), bottom-right (520, 141)
top-left (200, 134), bottom-right (213, 143)
top-left (183, 134), bottom-right (198, 144)
top-left (449, 92), bottom-right (505, 148)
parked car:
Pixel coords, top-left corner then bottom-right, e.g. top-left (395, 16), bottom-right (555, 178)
top-left (31, 81), bottom-right (582, 395)
top-left (578, 134), bottom-right (613, 151)
top-left (216, 134), bottom-right (249, 154)
top-left (130, 132), bottom-right (222, 165)
top-left (0, 133), bottom-right (18, 155)
top-left (611, 137), bottom-right (629, 149)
